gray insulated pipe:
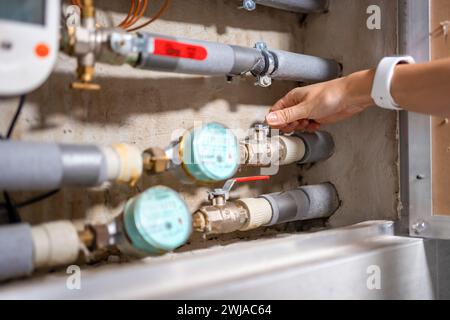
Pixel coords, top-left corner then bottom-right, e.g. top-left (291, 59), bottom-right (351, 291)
top-left (296, 131), bottom-right (335, 164)
top-left (260, 183), bottom-right (339, 226)
top-left (0, 223), bottom-right (34, 282)
top-left (254, 0), bottom-right (329, 13)
top-left (0, 141), bottom-right (143, 191)
top-left (135, 33), bottom-right (341, 83)
top-left (0, 141), bottom-right (107, 191)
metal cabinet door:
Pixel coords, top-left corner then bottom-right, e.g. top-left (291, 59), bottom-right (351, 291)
top-left (399, 0), bottom-right (450, 239)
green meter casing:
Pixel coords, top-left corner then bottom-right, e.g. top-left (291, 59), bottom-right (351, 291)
top-left (170, 122), bottom-right (240, 183)
top-left (122, 186), bottom-right (192, 255)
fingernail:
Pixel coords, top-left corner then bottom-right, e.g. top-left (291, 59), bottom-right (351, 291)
top-left (266, 112), bottom-right (280, 125)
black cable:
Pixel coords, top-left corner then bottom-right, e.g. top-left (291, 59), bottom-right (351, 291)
top-left (1, 96), bottom-right (26, 223)
top-left (15, 189), bottom-right (60, 209)
top-left (6, 95), bottom-right (26, 139)
top-left (2, 192), bottom-right (21, 223)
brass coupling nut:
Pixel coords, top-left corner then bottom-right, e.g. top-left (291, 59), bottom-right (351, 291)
top-left (143, 147), bottom-right (169, 174)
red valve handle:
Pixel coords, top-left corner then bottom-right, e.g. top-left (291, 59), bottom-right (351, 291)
top-left (234, 176), bottom-right (270, 183)
top-left (216, 176), bottom-right (270, 195)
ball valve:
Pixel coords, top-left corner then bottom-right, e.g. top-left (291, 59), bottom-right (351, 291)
top-left (240, 123), bottom-right (335, 167)
top-left (193, 176), bottom-right (340, 235)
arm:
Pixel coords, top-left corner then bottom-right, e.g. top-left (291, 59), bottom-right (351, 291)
top-left (266, 57), bottom-right (450, 132)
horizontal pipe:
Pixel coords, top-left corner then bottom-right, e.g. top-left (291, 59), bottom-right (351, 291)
top-left (254, 0), bottom-right (329, 13)
top-left (296, 131), bottom-right (335, 164)
top-left (261, 183), bottom-right (339, 225)
top-left (31, 221), bottom-right (81, 269)
top-left (0, 141), bottom-right (106, 190)
top-left (193, 183), bottom-right (339, 234)
top-left (0, 221), bottom-right (82, 282)
top-left (271, 49), bottom-right (341, 82)
top-left (0, 141), bottom-right (142, 191)
top-left (134, 33), bottom-right (340, 83)
top-left (0, 223), bottom-right (34, 282)
top-left (242, 131), bottom-right (335, 167)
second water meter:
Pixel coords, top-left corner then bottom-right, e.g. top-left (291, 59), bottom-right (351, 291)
top-left (144, 122), bottom-right (240, 184)
top-left (121, 186), bottom-right (192, 255)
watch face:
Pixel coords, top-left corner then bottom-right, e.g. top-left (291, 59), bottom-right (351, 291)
top-left (124, 186), bottom-right (192, 254)
top-left (182, 122), bottom-right (239, 182)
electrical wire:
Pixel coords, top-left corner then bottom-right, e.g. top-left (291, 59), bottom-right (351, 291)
top-left (6, 95), bottom-right (26, 139)
top-left (14, 190), bottom-right (60, 209)
top-left (2, 192), bottom-right (21, 223)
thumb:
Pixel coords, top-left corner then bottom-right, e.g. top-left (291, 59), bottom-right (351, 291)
top-left (266, 103), bottom-right (310, 126)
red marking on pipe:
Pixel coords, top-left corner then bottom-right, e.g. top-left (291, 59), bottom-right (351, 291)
top-left (234, 176), bottom-right (270, 183)
top-left (153, 38), bottom-right (208, 61)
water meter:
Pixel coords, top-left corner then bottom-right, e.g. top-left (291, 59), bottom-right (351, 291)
top-left (179, 122), bottom-right (240, 182)
top-left (0, 0), bottom-right (60, 96)
top-left (122, 186), bottom-right (192, 254)
top-left (145, 122), bottom-right (240, 184)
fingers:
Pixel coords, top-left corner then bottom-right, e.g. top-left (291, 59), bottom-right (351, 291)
top-left (297, 119), bottom-right (310, 131)
top-left (271, 88), bottom-right (307, 112)
top-left (305, 121), bottom-right (321, 132)
top-left (280, 121), bottom-right (299, 133)
top-left (266, 102), bottom-right (310, 127)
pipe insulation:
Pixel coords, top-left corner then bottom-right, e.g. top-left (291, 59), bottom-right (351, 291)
top-left (0, 141), bottom-right (142, 191)
top-left (134, 33), bottom-right (341, 83)
top-left (254, 0), bottom-right (329, 13)
top-left (261, 183), bottom-right (339, 226)
top-left (0, 223), bottom-right (34, 282)
top-left (296, 131), bottom-right (335, 164)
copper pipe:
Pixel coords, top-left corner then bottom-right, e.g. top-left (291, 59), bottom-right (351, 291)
top-left (118, 0), bottom-right (136, 28)
top-left (127, 0), bottom-right (170, 32)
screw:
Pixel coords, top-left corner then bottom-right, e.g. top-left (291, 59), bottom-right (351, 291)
top-left (412, 220), bottom-right (427, 235)
top-left (256, 75), bottom-right (272, 87)
top-left (255, 41), bottom-right (267, 51)
top-left (416, 174), bottom-right (426, 180)
top-left (254, 123), bottom-right (269, 136)
top-left (242, 0), bottom-right (256, 11)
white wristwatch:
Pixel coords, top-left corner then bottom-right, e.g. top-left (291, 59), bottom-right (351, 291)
top-left (371, 56), bottom-right (415, 110)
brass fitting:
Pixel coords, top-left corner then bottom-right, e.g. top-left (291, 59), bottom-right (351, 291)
top-left (71, 66), bottom-right (101, 90)
top-left (68, 0), bottom-right (101, 90)
top-left (193, 202), bottom-right (248, 234)
top-left (87, 221), bottom-right (119, 250)
top-left (81, 0), bottom-right (95, 19)
top-left (143, 147), bottom-right (170, 174)
top-left (78, 227), bottom-right (95, 249)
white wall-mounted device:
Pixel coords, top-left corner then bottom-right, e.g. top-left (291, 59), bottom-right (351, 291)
top-left (0, 0), bottom-right (60, 96)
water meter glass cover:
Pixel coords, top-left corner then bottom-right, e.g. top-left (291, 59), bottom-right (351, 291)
top-left (124, 186), bottom-right (192, 254)
top-left (182, 122), bottom-right (239, 182)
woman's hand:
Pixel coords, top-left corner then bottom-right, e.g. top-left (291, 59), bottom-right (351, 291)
top-left (265, 69), bottom-right (376, 132)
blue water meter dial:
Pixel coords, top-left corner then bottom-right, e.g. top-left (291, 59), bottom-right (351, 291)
top-left (181, 122), bottom-right (239, 182)
top-left (123, 186), bottom-right (192, 254)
